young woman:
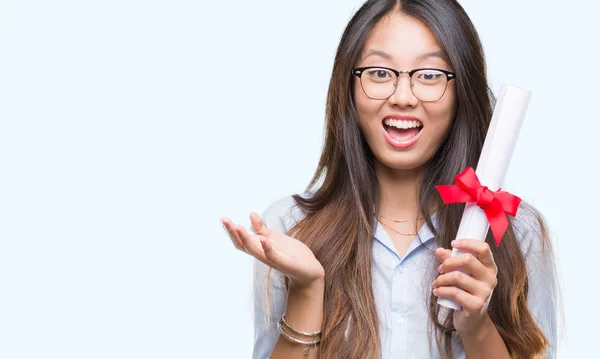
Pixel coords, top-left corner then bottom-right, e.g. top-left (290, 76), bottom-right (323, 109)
top-left (221, 0), bottom-right (558, 358)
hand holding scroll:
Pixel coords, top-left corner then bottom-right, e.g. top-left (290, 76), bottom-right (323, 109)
top-left (433, 239), bottom-right (498, 335)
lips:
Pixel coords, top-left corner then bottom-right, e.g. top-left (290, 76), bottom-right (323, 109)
top-left (381, 115), bottom-right (423, 149)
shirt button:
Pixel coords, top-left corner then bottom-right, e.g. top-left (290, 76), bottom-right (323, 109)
top-left (398, 267), bottom-right (404, 274)
top-left (396, 317), bottom-right (404, 325)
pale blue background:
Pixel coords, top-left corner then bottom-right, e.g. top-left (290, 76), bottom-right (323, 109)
top-left (0, 0), bottom-right (597, 357)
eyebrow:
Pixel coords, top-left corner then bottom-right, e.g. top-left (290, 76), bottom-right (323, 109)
top-left (361, 49), bottom-right (446, 63)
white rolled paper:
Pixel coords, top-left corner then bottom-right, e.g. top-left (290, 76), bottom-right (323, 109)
top-left (437, 83), bottom-right (531, 310)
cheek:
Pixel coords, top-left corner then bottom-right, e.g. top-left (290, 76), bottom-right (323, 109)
top-left (353, 82), bottom-right (367, 112)
top-left (428, 104), bottom-right (454, 125)
top-left (427, 90), bottom-right (457, 130)
top-left (444, 84), bottom-right (458, 118)
top-left (353, 82), bottom-right (380, 124)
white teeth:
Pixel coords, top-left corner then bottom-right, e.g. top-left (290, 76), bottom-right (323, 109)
top-left (383, 118), bottom-right (423, 129)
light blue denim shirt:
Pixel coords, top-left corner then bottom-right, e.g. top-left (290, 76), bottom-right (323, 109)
top-left (252, 195), bottom-right (557, 359)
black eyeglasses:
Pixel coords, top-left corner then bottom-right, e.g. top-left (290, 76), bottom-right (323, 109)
top-left (352, 66), bottom-right (456, 102)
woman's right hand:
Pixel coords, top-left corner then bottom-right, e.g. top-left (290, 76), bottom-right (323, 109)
top-left (221, 213), bottom-right (325, 289)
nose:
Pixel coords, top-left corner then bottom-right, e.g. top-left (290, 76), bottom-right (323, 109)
top-left (388, 74), bottom-right (418, 107)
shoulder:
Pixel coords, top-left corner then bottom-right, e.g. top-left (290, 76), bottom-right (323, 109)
top-left (511, 201), bottom-right (557, 291)
top-left (511, 201), bottom-right (551, 257)
top-left (260, 192), bottom-right (313, 235)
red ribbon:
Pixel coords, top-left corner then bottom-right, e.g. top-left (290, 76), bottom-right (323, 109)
top-left (435, 167), bottom-right (521, 246)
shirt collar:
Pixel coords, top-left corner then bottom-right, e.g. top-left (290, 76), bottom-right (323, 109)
top-left (373, 212), bottom-right (438, 258)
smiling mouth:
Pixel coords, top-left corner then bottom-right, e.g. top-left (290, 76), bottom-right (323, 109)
top-left (382, 118), bottom-right (423, 142)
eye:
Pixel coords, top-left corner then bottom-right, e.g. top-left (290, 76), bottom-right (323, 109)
top-left (415, 70), bottom-right (444, 83)
top-left (365, 68), bottom-right (394, 82)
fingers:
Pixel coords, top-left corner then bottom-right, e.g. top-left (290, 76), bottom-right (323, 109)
top-left (238, 225), bottom-right (290, 271)
top-left (221, 213), bottom-right (272, 253)
top-left (435, 247), bottom-right (452, 262)
top-left (235, 225), bottom-right (267, 262)
top-left (221, 214), bottom-right (290, 275)
top-left (221, 218), bottom-right (246, 252)
top-left (433, 270), bottom-right (493, 299)
top-left (438, 252), bottom-right (488, 279)
top-left (433, 285), bottom-right (487, 312)
top-left (250, 212), bottom-right (272, 237)
top-left (452, 239), bottom-right (497, 271)
top-left (433, 241), bottom-right (498, 313)
top-left (258, 236), bottom-right (284, 270)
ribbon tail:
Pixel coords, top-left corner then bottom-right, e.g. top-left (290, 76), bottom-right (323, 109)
top-left (485, 199), bottom-right (510, 246)
top-left (435, 185), bottom-right (474, 204)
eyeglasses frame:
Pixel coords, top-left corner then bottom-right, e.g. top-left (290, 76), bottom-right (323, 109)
top-left (351, 66), bottom-right (456, 102)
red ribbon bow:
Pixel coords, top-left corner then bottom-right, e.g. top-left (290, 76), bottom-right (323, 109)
top-left (435, 167), bottom-right (521, 246)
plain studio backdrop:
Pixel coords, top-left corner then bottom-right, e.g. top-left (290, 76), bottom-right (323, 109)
top-left (0, 0), bottom-right (598, 358)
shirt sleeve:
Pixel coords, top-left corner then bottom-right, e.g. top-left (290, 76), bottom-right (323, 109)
top-left (252, 259), bottom-right (287, 359)
top-left (252, 196), bottom-right (298, 359)
top-left (517, 210), bottom-right (559, 359)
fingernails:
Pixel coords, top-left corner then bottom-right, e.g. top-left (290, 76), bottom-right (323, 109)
top-left (433, 288), bottom-right (439, 295)
top-left (437, 264), bottom-right (443, 273)
top-left (451, 240), bottom-right (460, 247)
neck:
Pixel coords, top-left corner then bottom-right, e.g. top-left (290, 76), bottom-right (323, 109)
top-left (375, 161), bottom-right (425, 221)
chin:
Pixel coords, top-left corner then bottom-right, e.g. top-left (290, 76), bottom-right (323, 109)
top-left (376, 151), bottom-right (430, 172)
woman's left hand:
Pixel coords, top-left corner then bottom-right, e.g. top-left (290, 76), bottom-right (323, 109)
top-left (432, 239), bottom-right (498, 336)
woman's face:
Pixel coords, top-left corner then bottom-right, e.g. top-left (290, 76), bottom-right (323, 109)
top-left (354, 12), bottom-right (457, 172)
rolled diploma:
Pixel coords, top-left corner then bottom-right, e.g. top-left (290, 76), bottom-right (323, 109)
top-left (437, 83), bottom-right (531, 310)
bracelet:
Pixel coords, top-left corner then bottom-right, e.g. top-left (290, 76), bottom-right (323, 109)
top-left (281, 314), bottom-right (322, 337)
top-left (277, 320), bottom-right (321, 344)
top-left (277, 317), bottom-right (321, 354)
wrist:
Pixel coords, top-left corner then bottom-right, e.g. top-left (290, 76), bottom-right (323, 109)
top-left (289, 278), bottom-right (325, 298)
top-left (458, 314), bottom-right (495, 343)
